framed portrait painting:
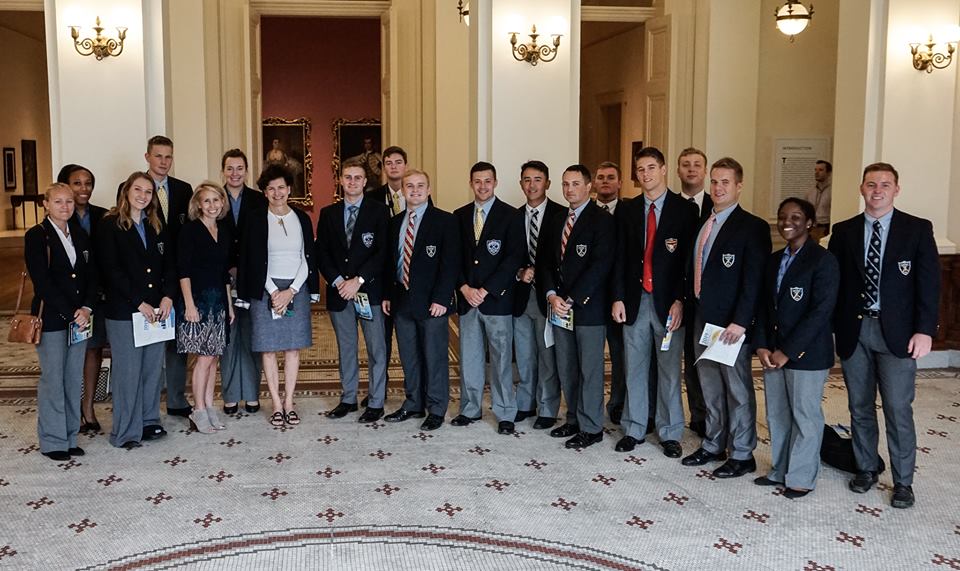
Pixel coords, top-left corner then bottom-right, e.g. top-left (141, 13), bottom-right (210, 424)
top-left (262, 117), bottom-right (313, 206)
top-left (332, 119), bottom-right (382, 199)
top-left (3, 148), bottom-right (14, 191)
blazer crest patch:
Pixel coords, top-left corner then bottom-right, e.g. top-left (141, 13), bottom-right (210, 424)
top-left (425, 245), bottom-right (437, 258)
top-left (82, 250), bottom-right (89, 263)
top-left (361, 232), bottom-right (374, 248)
top-left (178, 213), bottom-right (186, 224)
top-left (898, 260), bottom-right (911, 276)
top-left (486, 239), bottom-right (501, 256)
top-left (157, 242), bottom-right (164, 255)
top-left (790, 287), bottom-right (804, 302)
top-left (576, 244), bottom-right (588, 257)
top-left (665, 238), bottom-right (678, 253)
top-left (721, 253), bottom-right (735, 268)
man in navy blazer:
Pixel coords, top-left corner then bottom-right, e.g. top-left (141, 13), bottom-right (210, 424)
top-left (611, 147), bottom-right (699, 458)
top-left (317, 160), bottom-right (391, 423)
top-left (536, 165), bottom-right (615, 450)
top-left (382, 169), bottom-right (460, 431)
top-left (829, 162), bottom-right (940, 509)
top-left (681, 157), bottom-right (771, 479)
top-left (452, 162), bottom-right (525, 434)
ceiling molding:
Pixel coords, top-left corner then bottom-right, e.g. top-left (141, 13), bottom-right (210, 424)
top-left (581, 6), bottom-right (656, 23)
top-left (250, 1), bottom-right (390, 17)
top-left (0, 0), bottom-right (43, 10)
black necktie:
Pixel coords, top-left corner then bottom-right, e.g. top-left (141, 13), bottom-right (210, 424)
top-left (865, 220), bottom-right (882, 308)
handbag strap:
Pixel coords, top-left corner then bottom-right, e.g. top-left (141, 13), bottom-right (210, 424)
top-left (15, 233), bottom-right (51, 316)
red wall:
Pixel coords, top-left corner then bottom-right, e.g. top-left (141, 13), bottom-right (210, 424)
top-left (261, 17), bottom-right (381, 216)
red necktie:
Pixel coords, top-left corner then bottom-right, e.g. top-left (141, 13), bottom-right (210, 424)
top-left (402, 212), bottom-right (416, 289)
top-left (694, 213), bottom-right (716, 298)
top-left (643, 203), bottom-right (656, 293)
top-left (560, 210), bottom-right (575, 258)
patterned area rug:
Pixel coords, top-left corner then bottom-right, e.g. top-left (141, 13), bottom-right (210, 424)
top-left (1, 370), bottom-right (959, 570)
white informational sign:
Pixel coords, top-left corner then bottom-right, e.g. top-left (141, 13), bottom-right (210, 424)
top-left (773, 138), bottom-right (831, 215)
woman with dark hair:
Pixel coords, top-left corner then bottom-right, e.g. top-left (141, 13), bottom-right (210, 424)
top-left (177, 182), bottom-right (234, 433)
top-left (220, 149), bottom-right (267, 415)
top-left (97, 172), bottom-right (177, 449)
top-left (753, 197), bottom-right (839, 498)
top-left (25, 183), bottom-right (98, 460)
top-left (237, 164), bottom-right (317, 427)
top-left (57, 164), bottom-right (109, 432)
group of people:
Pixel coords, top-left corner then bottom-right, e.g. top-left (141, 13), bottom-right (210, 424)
top-left (26, 136), bottom-right (939, 512)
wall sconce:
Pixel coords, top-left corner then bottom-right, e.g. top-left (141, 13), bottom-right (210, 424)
top-left (910, 35), bottom-right (957, 73)
top-left (69, 17), bottom-right (127, 61)
top-left (509, 25), bottom-right (562, 66)
top-left (456, 0), bottom-right (469, 25)
top-left (774, 1), bottom-right (814, 42)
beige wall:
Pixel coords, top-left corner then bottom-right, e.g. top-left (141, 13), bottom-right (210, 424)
top-left (753, 0), bottom-right (839, 220)
top-left (432, 5), bottom-right (470, 212)
top-left (0, 11), bottom-right (51, 230)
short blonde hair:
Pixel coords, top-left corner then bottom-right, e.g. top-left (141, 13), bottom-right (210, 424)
top-left (188, 182), bottom-right (228, 221)
top-left (44, 182), bottom-right (73, 202)
top-left (402, 168), bottom-right (430, 187)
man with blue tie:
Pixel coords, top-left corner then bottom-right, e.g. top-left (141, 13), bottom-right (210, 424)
top-left (829, 162), bottom-right (940, 509)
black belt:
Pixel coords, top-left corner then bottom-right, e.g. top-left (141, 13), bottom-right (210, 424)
top-left (863, 309), bottom-right (881, 318)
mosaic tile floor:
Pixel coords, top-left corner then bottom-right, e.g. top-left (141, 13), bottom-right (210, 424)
top-left (1, 370), bottom-right (959, 570)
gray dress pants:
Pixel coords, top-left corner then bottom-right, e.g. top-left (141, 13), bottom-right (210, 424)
top-left (106, 319), bottom-right (166, 447)
top-left (220, 308), bottom-right (262, 404)
top-left (554, 324), bottom-right (606, 434)
top-left (329, 304), bottom-right (388, 408)
top-left (763, 367), bottom-right (828, 489)
top-left (459, 308), bottom-right (516, 422)
top-left (394, 312), bottom-right (450, 417)
top-left (513, 290), bottom-right (560, 416)
top-left (36, 331), bottom-right (86, 453)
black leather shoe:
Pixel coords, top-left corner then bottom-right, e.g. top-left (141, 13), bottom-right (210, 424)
top-left (533, 416), bottom-right (557, 430)
top-left (245, 401), bottom-right (260, 413)
top-left (497, 421), bottom-right (515, 435)
top-left (550, 423), bottom-right (579, 438)
top-left (689, 420), bottom-right (707, 438)
top-left (891, 484), bottom-right (915, 508)
top-left (681, 447), bottom-right (727, 466)
top-left (754, 476), bottom-right (783, 487)
top-left (68, 447), bottom-right (85, 456)
top-left (358, 407), bottom-right (384, 423)
top-left (420, 414), bottom-right (444, 431)
top-left (712, 456), bottom-right (757, 479)
top-left (360, 395), bottom-right (370, 408)
top-left (565, 431), bottom-right (603, 449)
top-left (849, 471), bottom-right (879, 493)
top-left (615, 435), bottom-right (643, 452)
top-left (326, 402), bottom-right (359, 418)
top-left (609, 405), bottom-right (623, 425)
top-left (166, 406), bottom-right (192, 418)
top-left (223, 403), bottom-right (239, 415)
top-left (451, 414), bottom-right (481, 427)
top-left (42, 450), bottom-right (70, 461)
top-left (514, 409), bottom-right (536, 422)
top-left (384, 408), bottom-right (425, 423)
top-left (120, 440), bottom-right (142, 450)
top-left (661, 440), bottom-right (683, 458)
top-left (783, 488), bottom-right (811, 499)
top-left (142, 425), bottom-right (167, 440)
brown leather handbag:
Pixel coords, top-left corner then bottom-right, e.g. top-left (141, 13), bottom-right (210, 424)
top-left (8, 269), bottom-right (43, 344)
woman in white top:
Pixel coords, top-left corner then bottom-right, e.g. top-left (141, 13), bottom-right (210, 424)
top-left (236, 164), bottom-right (317, 427)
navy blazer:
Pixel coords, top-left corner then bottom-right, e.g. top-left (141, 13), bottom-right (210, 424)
top-left (385, 205), bottom-right (460, 319)
top-left (535, 201), bottom-right (615, 326)
top-left (613, 190), bottom-right (699, 325)
top-left (96, 213), bottom-right (178, 321)
top-left (24, 219), bottom-right (99, 332)
top-left (71, 204), bottom-right (109, 240)
top-left (117, 175), bottom-right (192, 253)
top-left (688, 205), bottom-right (771, 337)
top-left (236, 206), bottom-right (318, 302)
top-left (315, 197), bottom-right (390, 311)
top-left (753, 242), bottom-right (839, 370)
top-left (512, 199), bottom-right (566, 317)
top-left (829, 209), bottom-right (940, 360)
top-left (454, 197), bottom-right (526, 316)
top-left (223, 185), bottom-right (267, 268)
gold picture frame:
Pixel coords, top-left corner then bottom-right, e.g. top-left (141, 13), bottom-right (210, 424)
top-left (262, 117), bottom-right (313, 207)
top-left (332, 118), bottom-right (382, 201)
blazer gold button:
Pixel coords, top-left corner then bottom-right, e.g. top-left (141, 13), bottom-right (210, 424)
top-left (71, 273), bottom-right (76, 278)
top-left (857, 314), bottom-right (863, 320)
top-left (148, 284), bottom-right (154, 288)
top-left (147, 268), bottom-right (152, 273)
top-left (474, 260), bottom-right (479, 265)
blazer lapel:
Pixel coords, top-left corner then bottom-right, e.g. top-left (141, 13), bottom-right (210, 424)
top-left (775, 245), bottom-right (808, 307)
top-left (335, 202), bottom-right (350, 250)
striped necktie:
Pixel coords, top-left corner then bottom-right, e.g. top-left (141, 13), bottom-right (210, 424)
top-left (694, 213), bottom-right (716, 298)
top-left (864, 220), bottom-right (882, 308)
top-left (157, 181), bottom-right (168, 223)
top-left (401, 211), bottom-right (416, 289)
top-left (345, 205), bottom-right (358, 246)
top-left (528, 209), bottom-right (540, 265)
top-left (560, 210), bottom-right (575, 258)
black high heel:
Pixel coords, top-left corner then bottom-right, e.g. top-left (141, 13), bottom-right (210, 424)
top-left (80, 415), bottom-right (100, 433)
top-left (223, 403), bottom-right (239, 415)
top-left (245, 401), bottom-right (260, 413)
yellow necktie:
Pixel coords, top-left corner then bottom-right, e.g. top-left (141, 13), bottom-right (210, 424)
top-left (158, 182), bottom-right (169, 223)
top-left (474, 207), bottom-right (484, 243)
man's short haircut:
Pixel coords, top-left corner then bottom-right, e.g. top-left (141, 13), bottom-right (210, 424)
top-left (341, 158), bottom-right (367, 174)
top-left (633, 147), bottom-right (665, 167)
top-left (816, 160), bottom-right (833, 173)
top-left (402, 168), bottom-right (431, 187)
top-left (564, 164), bottom-right (592, 183)
top-left (711, 157), bottom-right (744, 183)
top-left (520, 160), bottom-right (549, 180)
top-left (778, 197), bottom-right (816, 223)
top-left (596, 161), bottom-right (621, 179)
top-left (862, 162), bottom-right (898, 184)
top-left (221, 148), bottom-right (248, 170)
top-left (382, 146), bottom-right (407, 162)
top-left (470, 161), bottom-right (497, 180)
top-left (147, 135), bottom-right (174, 153)
top-left (257, 163), bottom-right (294, 190)
top-left (678, 147), bottom-right (707, 166)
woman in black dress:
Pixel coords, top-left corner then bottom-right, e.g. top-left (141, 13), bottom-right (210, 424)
top-left (177, 182), bottom-right (234, 434)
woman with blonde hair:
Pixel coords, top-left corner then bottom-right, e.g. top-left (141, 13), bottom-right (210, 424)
top-left (97, 172), bottom-right (177, 449)
top-left (177, 182), bottom-right (234, 433)
top-left (25, 182), bottom-right (98, 460)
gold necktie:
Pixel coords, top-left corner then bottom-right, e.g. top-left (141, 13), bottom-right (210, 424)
top-left (158, 182), bottom-right (169, 223)
top-left (474, 207), bottom-right (485, 243)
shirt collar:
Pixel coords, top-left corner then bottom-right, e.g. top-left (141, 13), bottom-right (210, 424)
top-left (597, 197), bottom-right (618, 210)
top-left (527, 199), bottom-right (547, 216)
top-left (643, 191), bottom-right (667, 211)
top-left (712, 203), bottom-right (738, 224)
top-left (345, 194), bottom-right (364, 208)
top-left (864, 209), bottom-right (894, 226)
top-left (569, 201), bottom-right (590, 219)
top-left (474, 196), bottom-right (495, 215)
top-left (408, 201), bottom-right (429, 219)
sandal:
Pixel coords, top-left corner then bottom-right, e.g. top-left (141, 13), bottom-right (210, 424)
top-left (284, 410), bottom-right (301, 425)
top-left (269, 411), bottom-right (285, 427)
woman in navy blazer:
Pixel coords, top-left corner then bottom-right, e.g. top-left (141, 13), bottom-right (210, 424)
top-left (25, 183), bottom-right (98, 461)
top-left (97, 172), bottom-right (178, 449)
top-left (753, 198), bottom-right (839, 498)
